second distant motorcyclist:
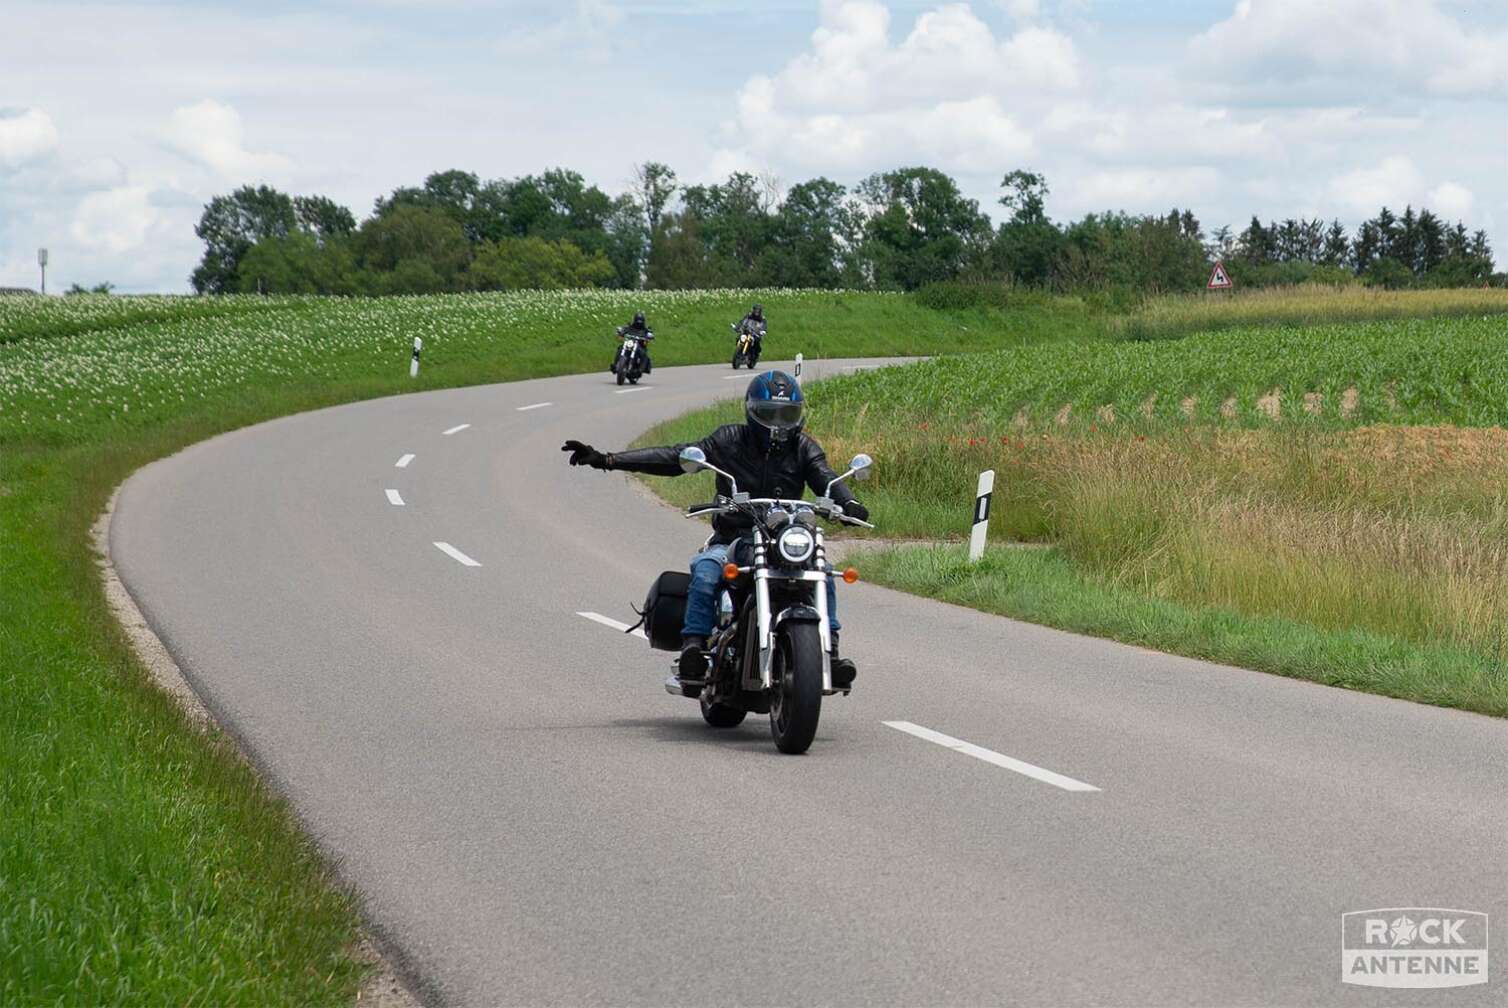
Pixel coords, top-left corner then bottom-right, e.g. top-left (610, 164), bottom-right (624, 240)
top-left (612, 311), bottom-right (654, 374)
top-left (734, 303), bottom-right (766, 364)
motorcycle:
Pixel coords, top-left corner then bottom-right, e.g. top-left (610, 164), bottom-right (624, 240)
top-left (730, 321), bottom-right (764, 369)
top-left (637, 446), bottom-right (874, 754)
top-left (613, 328), bottom-right (652, 385)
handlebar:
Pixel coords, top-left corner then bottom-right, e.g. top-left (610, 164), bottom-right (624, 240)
top-left (684, 496), bottom-right (874, 528)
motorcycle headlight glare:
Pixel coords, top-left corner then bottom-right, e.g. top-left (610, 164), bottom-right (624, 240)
top-left (776, 526), bottom-right (816, 565)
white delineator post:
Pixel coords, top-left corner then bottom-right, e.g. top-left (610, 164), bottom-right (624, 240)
top-left (969, 469), bottom-right (995, 563)
top-left (410, 336), bottom-right (422, 378)
top-left (794, 352), bottom-right (803, 377)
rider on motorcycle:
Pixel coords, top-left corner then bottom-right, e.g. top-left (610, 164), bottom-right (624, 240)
top-left (735, 303), bottom-right (766, 356)
top-left (612, 311), bottom-right (653, 374)
top-left (562, 370), bottom-right (866, 688)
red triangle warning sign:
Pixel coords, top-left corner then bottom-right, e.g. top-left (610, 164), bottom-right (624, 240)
top-left (1207, 262), bottom-right (1233, 289)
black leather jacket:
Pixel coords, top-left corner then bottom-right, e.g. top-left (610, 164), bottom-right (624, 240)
top-left (607, 423), bottom-right (856, 543)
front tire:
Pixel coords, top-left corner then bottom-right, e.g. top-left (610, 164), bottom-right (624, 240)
top-left (701, 693), bottom-right (746, 728)
top-left (769, 622), bottom-right (823, 754)
top-left (616, 369), bottom-right (625, 386)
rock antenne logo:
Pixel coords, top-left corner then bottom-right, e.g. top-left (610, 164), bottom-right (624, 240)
top-left (1342, 908), bottom-right (1488, 989)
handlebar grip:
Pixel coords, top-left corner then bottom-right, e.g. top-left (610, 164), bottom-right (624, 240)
top-left (687, 503), bottom-right (720, 513)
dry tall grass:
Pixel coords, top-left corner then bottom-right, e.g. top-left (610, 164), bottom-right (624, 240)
top-left (831, 426), bottom-right (1508, 661)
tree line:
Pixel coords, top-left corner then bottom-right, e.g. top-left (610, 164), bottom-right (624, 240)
top-left (193, 163), bottom-right (1500, 296)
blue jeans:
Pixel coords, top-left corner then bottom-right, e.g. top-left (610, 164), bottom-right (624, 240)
top-left (681, 540), bottom-right (840, 639)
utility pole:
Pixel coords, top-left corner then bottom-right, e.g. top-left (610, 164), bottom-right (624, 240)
top-left (38, 248), bottom-right (47, 294)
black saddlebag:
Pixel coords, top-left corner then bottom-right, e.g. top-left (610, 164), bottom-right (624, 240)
top-left (641, 571), bottom-right (691, 651)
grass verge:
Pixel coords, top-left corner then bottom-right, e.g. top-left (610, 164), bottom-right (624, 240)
top-left (848, 543), bottom-right (1508, 716)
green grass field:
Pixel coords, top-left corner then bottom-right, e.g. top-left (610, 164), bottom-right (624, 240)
top-left (0, 287), bottom-right (1069, 1004)
top-left (4, 284), bottom-right (1504, 1002)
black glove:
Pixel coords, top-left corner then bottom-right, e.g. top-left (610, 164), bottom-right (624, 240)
top-left (841, 498), bottom-right (869, 521)
top-left (562, 440), bottom-right (610, 469)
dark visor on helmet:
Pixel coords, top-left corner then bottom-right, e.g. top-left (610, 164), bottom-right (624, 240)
top-left (749, 400), bottom-right (803, 429)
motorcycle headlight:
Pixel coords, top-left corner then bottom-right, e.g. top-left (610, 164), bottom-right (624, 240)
top-left (776, 525), bottom-right (815, 565)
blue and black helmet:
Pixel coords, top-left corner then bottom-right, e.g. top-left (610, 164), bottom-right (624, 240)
top-left (745, 370), bottom-right (804, 441)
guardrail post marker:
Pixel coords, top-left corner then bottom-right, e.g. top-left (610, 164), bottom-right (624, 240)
top-left (969, 469), bottom-right (994, 563)
top-left (794, 352), bottom-right (803, 377)
top-left (410, 336), bottom-right (422, 378)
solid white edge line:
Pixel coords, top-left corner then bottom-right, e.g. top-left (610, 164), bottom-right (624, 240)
top-left (394, 453), bottom-right (415, 468)
top-left (385, 489), bottom-right (405, 506)
top-left (577, 610), bottom-right (647, 639)
top-left (882, 720), bottom-right (1100, 792)
top-left (433, 542), bottom-right (481, 567)
top-left (516, 402), bottom-right (553, 411)
top-left (442, 423), bottom-right (471, 435)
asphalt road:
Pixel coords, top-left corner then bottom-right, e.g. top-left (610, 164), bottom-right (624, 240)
top-left (111, 359), bottom-right (1508, 1006)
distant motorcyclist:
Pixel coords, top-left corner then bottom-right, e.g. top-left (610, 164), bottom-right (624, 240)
top-left (562, 370), bottom-right (866, 688)
top-left (612, 311), bottom-right (653, 374)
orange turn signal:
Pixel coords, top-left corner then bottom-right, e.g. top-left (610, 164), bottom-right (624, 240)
top-left (842, 567), bottom-right (860, 584)
top-left (723, 562), bottom-right (741, 581)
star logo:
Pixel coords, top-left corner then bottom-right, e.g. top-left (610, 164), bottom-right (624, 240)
top-left (1388, 916), bottom-right (1418, 947)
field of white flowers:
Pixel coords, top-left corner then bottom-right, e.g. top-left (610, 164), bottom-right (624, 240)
top-left (0, 289), bottom-right (911, 447)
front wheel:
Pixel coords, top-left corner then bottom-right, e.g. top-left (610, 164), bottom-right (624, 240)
top-left (701, 693), bottom-right (746, 728)
top-left (616, 369), bottom-right (625, 386)
top-left (769, 622), bottom-right (823, 754)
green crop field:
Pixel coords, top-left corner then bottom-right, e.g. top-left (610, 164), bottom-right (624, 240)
top-left (638, 310), bottom-right (1508, 717)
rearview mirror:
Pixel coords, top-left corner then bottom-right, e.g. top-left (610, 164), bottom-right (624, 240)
top-left (678, 445), bottom-right (707, 474)
top-left (850, 453), bottom-right (873, 481)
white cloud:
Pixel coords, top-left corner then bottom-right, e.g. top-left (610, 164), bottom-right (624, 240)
top-left (0, 108), bottom-right (59, 170)
top-left (1190, 0), bottom-right (1508, 99)
top-left (997, 0), bottom-right (1040, 19)
top-left (161, 100), bottom-right (292, 181)
top-left (718, 2), bottom-right (1076, 177)
top-left (1074, 167), bottom-right (1221, 209)
top-left (1427, 182), bottom-right (1474, 219)
top-left (71, 186), bottom-right (158, 254)
top-left (498, 0), bottom-right (625, 60)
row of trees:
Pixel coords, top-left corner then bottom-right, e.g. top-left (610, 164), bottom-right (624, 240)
top-left (194, 164), bottom-right (1500, 296)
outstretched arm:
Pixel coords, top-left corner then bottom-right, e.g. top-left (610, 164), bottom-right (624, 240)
top-left (561, 440), bottom-right (686, 476)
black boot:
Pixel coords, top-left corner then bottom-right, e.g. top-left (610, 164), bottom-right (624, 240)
top-left (679, 636), bottom-right (708, 682)
top-left (830, 631), bottom-right (856, 690)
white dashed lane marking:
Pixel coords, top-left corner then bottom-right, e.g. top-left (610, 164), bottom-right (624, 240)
top-left (516, 402), bottom-right (552, 411)
top-left (442, 424), bottom-right (471, 435)
top-left (385, 489), bottom-right (405, 506)
top-left (395, 453), bottom-right (415, 468)
top-left (433, 542), bottom-right (482, 567)
top-left (882, 721), bottom-right (1100, 793)
top-left (577, 611), bottom-right (647, 639)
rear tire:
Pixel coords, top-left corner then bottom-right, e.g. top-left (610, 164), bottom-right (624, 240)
top-left (768, 622), bottom-right (822, 754)
top-left (629, 375), bottom-right (639, 384)
top-left (700, 693), bottom-right (746, 728)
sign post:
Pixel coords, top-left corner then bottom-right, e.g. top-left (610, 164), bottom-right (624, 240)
top-left (38, 248), bottom-right (48, 295)
top-left (1207, 261), bottom-right (1233, 291)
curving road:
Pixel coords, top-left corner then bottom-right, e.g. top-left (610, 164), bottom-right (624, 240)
top-left (112, 360), bottom-right (1506, 1006)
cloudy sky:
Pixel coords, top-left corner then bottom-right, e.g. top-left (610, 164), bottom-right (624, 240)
top-left (1, 0), bottom-right (1504, 293)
